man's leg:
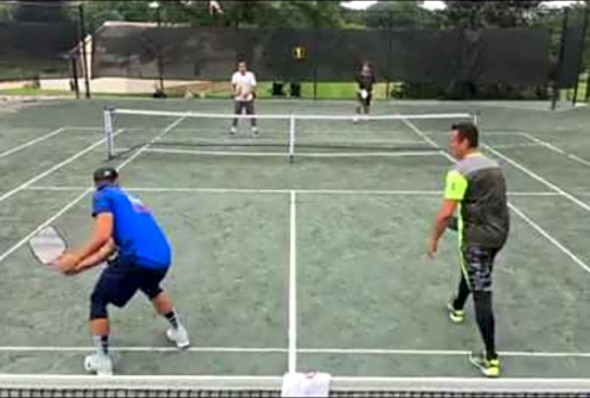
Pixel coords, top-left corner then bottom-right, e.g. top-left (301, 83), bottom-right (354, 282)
top-left (353, 94), bottom-right (363, 123)
top-left (363, 95), bottom-right (371, 115)
top-left (152, 291), bottom-right (179, 329)
top-left (463, 246), bottom-right (500, 376)
top-left (89, 276), bottom-right (113, 364)
top-left (453, 271), bottom-right (471, 310)
top-left (86, 311), bottom-right (113, 376)
top-left (140, 269), bottom-right (190, 349)
top-left (86, 258), bottom-right (137, 376)
top-left (245, 100), bottom-right (257, 133)
top-left (231, 100), bottom-right (242, 133)
top-left (448, 271), bottom-right (470, 323)
top-left (474, 290), bottom-right (496, 360)
top-left (89, 318), bottom-right (109, 356)
top-left (88, 306), bottom-right (110, 375)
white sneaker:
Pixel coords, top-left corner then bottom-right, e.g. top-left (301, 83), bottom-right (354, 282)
top-left (352, 115), bottom-right (359, 124)
top-left (230, 126), bottom-right (237, 135)
top-left (166, 324), bottom-right (190, 349)
top-left (252, 126), bottom-right (259, 135)
top-left (84, 353), bottom-right (113, 376)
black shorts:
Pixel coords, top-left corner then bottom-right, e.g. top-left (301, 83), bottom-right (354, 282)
top-left (461, 245), bottom-right (500, 292)
top-left (92, 255), bottom-right (168, 308)
top-left (234, 100), bottom-right (255, 115)
top-left (357, 92), bottom-right (372, 107)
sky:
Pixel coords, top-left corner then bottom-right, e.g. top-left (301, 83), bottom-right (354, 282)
top-left (340, 1), bottom-right (579, 11)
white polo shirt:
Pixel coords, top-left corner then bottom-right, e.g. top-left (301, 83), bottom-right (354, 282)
top-left (231, 71), bottom-right (257, 102)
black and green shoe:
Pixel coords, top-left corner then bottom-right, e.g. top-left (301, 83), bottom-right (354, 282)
top-left (469, 352), bottom-right (501, 378)
top-left (446, 302), bottom-right (465, 324)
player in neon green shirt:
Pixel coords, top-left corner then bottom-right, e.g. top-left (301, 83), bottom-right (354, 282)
top-left (427, 123), bottom-right (509, 377)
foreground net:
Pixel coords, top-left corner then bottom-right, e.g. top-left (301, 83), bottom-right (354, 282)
top-left (2, 376), bottom-right (590, 397)
top-left (104, 108), bottom-right (474, 161)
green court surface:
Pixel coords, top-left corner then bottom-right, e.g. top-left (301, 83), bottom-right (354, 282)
top-left (1, 98), bottom-right (590, 383)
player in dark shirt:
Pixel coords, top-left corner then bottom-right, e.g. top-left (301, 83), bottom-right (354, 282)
top-left (427, 123), bottom-right (509, 378)
top-left (354, 62), bottom-right (376, 122)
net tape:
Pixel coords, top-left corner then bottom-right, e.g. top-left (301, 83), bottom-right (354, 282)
top-left (2, 376), bottom-right (590, 398)
top-left (111, 108), bottom-right (474, 121)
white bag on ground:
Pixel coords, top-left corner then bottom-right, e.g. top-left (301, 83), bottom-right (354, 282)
top-left (281, 372), bottom-right (331, 397)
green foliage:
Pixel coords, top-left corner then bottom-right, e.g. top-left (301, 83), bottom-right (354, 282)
top-left (84, 1), bottom-right (156, 32)
top-left (81, 0), bottom-right (345, 31)
top-left (366, 0), bottom-right (441, 29)
top-left (442, 1), bottom-right (543, 29)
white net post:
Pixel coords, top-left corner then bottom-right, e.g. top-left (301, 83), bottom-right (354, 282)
top-left (289, 113), bottom-right (296, 163)
top-left (104, 107), bottom-right (115, 159)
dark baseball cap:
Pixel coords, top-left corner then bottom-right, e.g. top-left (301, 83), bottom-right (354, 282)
top-left (93, 167), bottom-right (119, 185)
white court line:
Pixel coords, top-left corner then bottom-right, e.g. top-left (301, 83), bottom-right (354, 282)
top-left (0, 117), bottom-right (186, 266)
top-left (0, 189), bottom-right (91, 264)
top-left (3, 345), bottom-right (590, 358)
top-left (519, 133), bottom-right (566, 154)
top-left (0, 127), bottom-right (67, 161)
top-left (298, 348), bottom-right (590, 358)
top-left (519, 132), bottom-right (590, 168)
top-left (21, 186), bottom-right (561, 197)
top-left (0, 346), bottom-right (287, 353)
top-left (568, 154), bottom-right (590, 167)
top-left (288, 190), bottom-right (297, 373)
top-left (62, 126), bottom-right (104, 131)
top-left (116, 116), bottom-right (187, 170)
top-left (398, 115), bottom-right (446, 152)
top-left (483, 144), bottom-right (590, 213)
top-left (507, 205), bottom-right (590, 274)
top-left (424, 131), bottom-right (527, 137)
top-left (401, 116), bottom-right (590, 276)
top-left (487, 142), bottom-right (545, 150)
top-left (0, 129), bottom-right (121, 205)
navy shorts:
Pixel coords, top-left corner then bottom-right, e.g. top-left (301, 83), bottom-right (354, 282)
top-left (461, 245), bottom-right (500, 292)
top-left (91, 255), bottom-right (168, 308)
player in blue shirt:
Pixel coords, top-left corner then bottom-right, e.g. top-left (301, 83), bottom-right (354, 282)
top-left (57, 167), bottom-right (189, 376)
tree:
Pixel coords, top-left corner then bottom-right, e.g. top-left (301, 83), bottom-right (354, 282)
top-left (366, 0), bottom-right (440, 29)
top-left (12, 0), bottom-right (68, 23)
top-left (442, 1), bottom-right (543, 29)
top-left (82, 0), bottom-right (346, 31)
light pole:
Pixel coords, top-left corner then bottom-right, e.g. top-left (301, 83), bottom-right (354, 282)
top-left (149, 1), bottom-right (164, 94)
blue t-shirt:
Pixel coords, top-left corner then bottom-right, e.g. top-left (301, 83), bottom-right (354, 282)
top-left (92, 186), bottom-right (171, 270)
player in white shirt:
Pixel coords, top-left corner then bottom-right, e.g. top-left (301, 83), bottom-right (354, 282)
top-left (230, 61), bottom-right (258, 135)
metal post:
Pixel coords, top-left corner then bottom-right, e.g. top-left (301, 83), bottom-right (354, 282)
top-left (289, 113), bottom-right (296, 163)
top-left (78, 5), bottom-right (91, 99)
top-left (572, 7), bottom-right (589, 106)
top-left (312, 27), bottom-right (318, 100)
top-left (385, 9), bottom-right (393, 101)
top-left (70, 56), bottom-right (80, 99)
top-left (313, 72), bottom-right (318, 101)
top-left (156, 6), bottom-right (165, 94)
top-left (585, 6), bottom-right (590, 103)
top-left (552, 8), bottom-right (570, 110)
top-left (104, 107), bottom-right (115, 159)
